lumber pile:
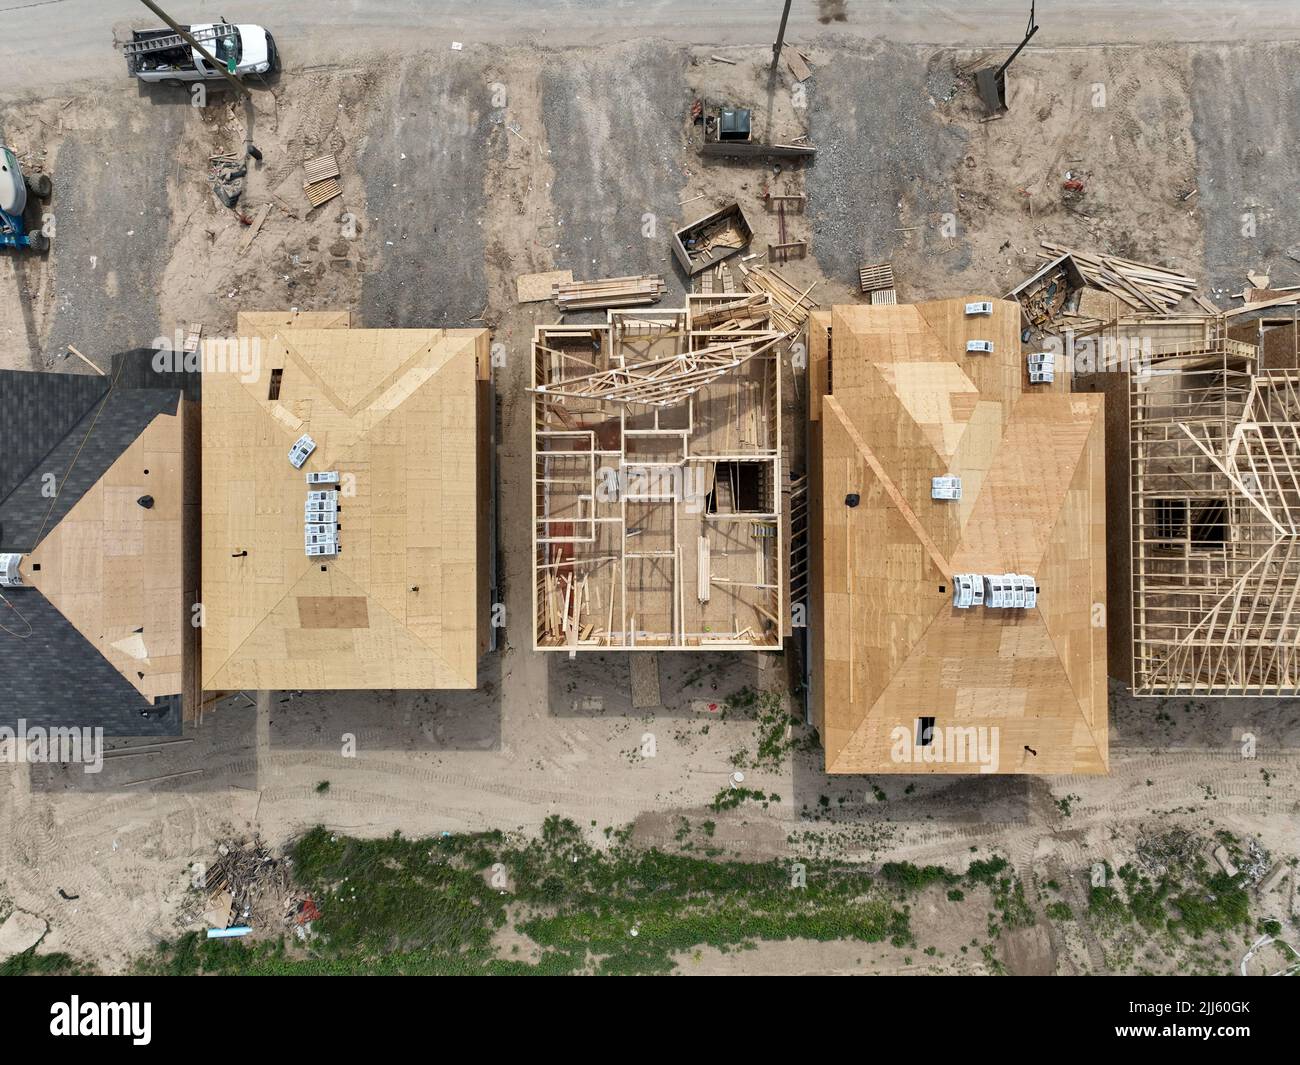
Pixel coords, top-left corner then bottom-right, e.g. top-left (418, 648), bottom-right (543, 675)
top-left (689, 292), bottom-right (770, 330)
top-left (302, 153), bottom-right (341, 208)
top-left (554, 275), bottom-right (666, 310)
top-left (739, 264), bottom-right (818, 334)
top-left (534, 332), bottom-right (785, 407)
top-left (697, 536), bottom-right (711, 603)
top-left (1038, 242), bottom-right (1196, 313)
top-left (542, 564), bottom-right (605, 645)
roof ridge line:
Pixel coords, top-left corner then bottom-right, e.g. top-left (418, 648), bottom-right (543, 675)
top-left (1030, 413), bottom-right (1107, 762)
top-left (824, 395), bottom-right (951, 577)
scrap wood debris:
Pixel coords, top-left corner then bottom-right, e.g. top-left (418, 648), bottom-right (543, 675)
top-left (785, 47), bottom-right (813, 83)
top-left (198, 835), bottom-right (288, 928)
top-left (1135, 828), bottom-right (1198, 876)
top-left (1009, 253), bottom-right (1084, 329)
top-left (1037, 241), bottom-right (1197, 313)
top-left (675, 203), bottom-right (754, 274)
top-left (738, 263), bottom-right (818, 334)
top-left (208, 153), bottom-right (246, 209)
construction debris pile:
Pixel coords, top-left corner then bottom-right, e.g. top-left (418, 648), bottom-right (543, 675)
top-left (1037, 241), bottom-right (1197, 313)
top-left (672, 203), bottom-right (753, 275)
top-left (740, 263), bottom-right (819, 333)
top-left (1135, 828), bottom-right (1198, 877)
top-left (192, 836), bottom-right (289, 933)
top-left (208, 153), bottom-right (247, 209)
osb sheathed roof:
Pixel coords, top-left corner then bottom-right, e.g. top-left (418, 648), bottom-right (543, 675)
top-left (201, 313), bottom-right (488, 691)
top-left (814, 298), bottom-right (1107, 775)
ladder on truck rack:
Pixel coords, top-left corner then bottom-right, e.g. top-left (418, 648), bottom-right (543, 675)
top-left (124, 24), bottom-right (237, 56)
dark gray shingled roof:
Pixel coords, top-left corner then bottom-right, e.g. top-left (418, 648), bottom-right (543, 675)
top-left (0, 361), bottom-right (196, 737)
top-left (2, 588), bottom-right (181, 736)
top-left (0, 371), bottom-right (106, 503)
top-left (0, 388), bottom-right (181, 552)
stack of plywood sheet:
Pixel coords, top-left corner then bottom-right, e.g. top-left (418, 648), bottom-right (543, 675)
top-left (553, 275), bottom-right (666, 310)
top-left (302, 153), bottom-right (341, 208)
top-left (1038, 242), bottom-right (1196, 313)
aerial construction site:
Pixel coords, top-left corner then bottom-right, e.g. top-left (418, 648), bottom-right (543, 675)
top-left (0, 0), bottom-right (1297, 1005)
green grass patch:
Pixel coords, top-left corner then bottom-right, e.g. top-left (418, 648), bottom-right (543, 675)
top-left (140, 818), bottom-right (916, 976)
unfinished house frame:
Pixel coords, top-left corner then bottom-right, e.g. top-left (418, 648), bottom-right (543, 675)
top-left (531, 294), bottom-right (788, 650)
top-left (1130, 332), bottom-right (1300, 695)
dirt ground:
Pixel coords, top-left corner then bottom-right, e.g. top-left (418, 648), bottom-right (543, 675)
top-left (1, 35), bottom-right (1299, 975)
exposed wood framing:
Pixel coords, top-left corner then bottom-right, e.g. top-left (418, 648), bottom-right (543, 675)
top-left (1130, 334), bottom-right (1300, 695)
top-left (531, 297), bottom-right (789, 651)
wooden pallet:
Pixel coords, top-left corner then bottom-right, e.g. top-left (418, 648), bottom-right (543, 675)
top-left (859, 261), bottom-right (895, 294)
top-left (303, 153), bottom-right (340, 183)
top-left (302, 153), bottom-right (342, 208)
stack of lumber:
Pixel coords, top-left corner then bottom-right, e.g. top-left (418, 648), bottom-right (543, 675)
top-left (739, 264), bottom-right (818, 334)
top-left (697, 536), bottom-right (711, 603)
top-left (302, 154), bottom-right (341, 208)
top-left (1038, 242), bottom-right (1196, 313)
top-left (689, 292), bottom-right (770, 330)
top-left (554, 275), bottom-right (665, 310)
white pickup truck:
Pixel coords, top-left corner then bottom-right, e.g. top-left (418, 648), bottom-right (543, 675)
top-left (125, 20), bottom-right (278, 84)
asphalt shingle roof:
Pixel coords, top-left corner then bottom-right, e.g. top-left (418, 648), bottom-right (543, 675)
top-left (0, 361), bottom-right (197, 737)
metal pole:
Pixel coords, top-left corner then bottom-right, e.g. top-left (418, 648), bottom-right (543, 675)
top-left (996, 1), bottom-right (1039, 78)
top-left (136, 0), bottom-right (249, 97)
top-left (771, 0), bottom-right (794, 77)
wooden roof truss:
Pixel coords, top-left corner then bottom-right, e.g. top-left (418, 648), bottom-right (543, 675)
top-left (1130, 337), bottom-right (1300, 695)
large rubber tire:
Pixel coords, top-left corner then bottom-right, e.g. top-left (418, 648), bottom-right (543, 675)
top-left (26, 231), bottom-right (49, 253)
top-left (25, 173), bottom-right (51, 200)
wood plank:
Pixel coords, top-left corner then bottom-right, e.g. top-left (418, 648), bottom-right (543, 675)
top-left (786, 49), bottom-right (812, 82)
top-left (516, 269), bottom-right (573, 303)
top-left (238, 203), bottom-right (272, 254)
